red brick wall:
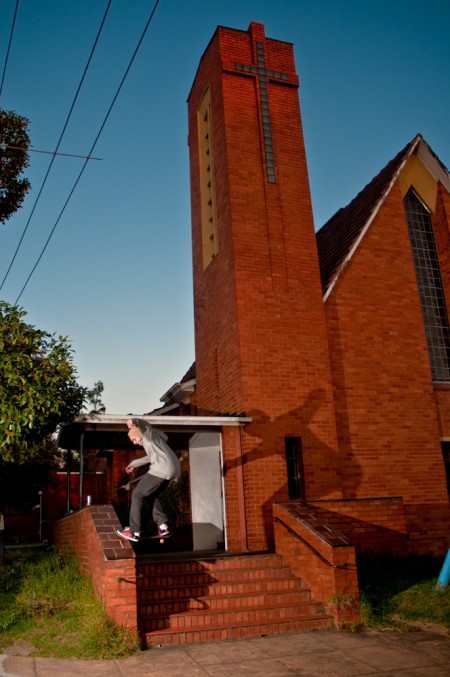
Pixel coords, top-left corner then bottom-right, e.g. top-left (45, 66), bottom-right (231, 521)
top-left (433, 184), bottom-right (450, 438)
top-left (310, 498), bottom-right (408, 554)
top-left (53, 506), bottom-right (138, 630)
top-left (434, 384), bottom-right (450, 437)
top-left (324, 182), bottom-right (450, 554)
top-left (188, 22), bottom-right (342, 552)
top-left (221, 427), bottom-right (245, 552)
top-left (273, 503), bottom-right (360, 626)
top-left (433, 183), bottom-right (450, 313)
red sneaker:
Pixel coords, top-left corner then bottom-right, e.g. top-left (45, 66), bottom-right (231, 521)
top-left (158, 524), bottom-right (171, 538)
top-left (117, 528), bottom-right (139, 542)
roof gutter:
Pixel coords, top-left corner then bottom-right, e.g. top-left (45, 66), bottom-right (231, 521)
top-left (63, 413), bottom-right (252, 430)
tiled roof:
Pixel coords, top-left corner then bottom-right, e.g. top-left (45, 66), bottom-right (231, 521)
top-left (180, 362), bottom-right (196, 383)
top-left (156, 362), bottom-right (196, 409)
top-left (316, 134), bottom-right (421, 296)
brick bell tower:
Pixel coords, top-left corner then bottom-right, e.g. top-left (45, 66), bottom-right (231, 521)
top-left (188, 22), bottom-right (342, 550)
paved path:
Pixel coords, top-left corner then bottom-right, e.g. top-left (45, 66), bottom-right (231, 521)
top-left (1, 628), bottom-right (450, 676)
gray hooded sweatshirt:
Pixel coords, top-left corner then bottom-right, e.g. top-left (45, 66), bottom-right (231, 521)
top-left (128, 418), bottom-right (181, 482)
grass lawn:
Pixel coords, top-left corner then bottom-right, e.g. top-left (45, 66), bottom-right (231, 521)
top-left (0, 546), bottom-right (140, 659)
top-left (357, 551), bottom-right (450, 631)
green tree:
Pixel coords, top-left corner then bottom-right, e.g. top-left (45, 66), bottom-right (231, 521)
top-left (85, 380), bottom-right (106, 414)
top-left (0, 108), bottom-right (31, 224)
top-left (0, 302), bottom-right (87, 463)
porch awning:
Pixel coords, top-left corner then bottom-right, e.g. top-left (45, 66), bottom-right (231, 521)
top-left (57, 414), bottom-right (252, 451)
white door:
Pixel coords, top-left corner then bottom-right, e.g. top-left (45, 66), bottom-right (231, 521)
top-left (189, 432), bottom-right (225, 550)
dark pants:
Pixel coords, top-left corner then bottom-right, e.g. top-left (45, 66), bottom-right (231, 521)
top-left (129, 474), bottom-right (170, 534)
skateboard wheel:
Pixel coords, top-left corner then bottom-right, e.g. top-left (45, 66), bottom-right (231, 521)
top-left (160, 538), bottom-right (164, 544)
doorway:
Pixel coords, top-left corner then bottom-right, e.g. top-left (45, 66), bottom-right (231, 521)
top-left (189, 431), bottom-right (226, 551)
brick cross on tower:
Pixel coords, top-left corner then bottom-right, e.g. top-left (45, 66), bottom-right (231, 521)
top-left (235, 41), bottom-right (289, 183)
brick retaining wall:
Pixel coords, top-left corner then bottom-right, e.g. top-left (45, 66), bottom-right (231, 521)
top-left (273, 502), bottom-right (360, 626)
top-left (53, 505), bottom-right (138, 630)
top-left (310, 497), bottom-right (408, 554)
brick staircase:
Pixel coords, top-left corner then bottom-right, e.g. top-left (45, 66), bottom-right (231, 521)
top-left (137, 552), bottom-right (334, 646)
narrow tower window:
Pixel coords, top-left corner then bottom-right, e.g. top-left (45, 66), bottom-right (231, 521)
top-left (441, 442), bottom-right (450, 495)
top-left (404, 188), bottom-right (450, 382)
top-left (285, 437), bottom-right (305, 499)
top-left (198, 87), bottom-right (218, 268)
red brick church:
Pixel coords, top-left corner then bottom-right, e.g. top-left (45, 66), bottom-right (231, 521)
top-left (163, 20), bottom-right (450, 556)
top-left (53, 21), bottom-right (450, 640)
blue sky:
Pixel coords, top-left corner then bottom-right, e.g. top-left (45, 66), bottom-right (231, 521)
top-left (1, 0), bottom-right (449, 415)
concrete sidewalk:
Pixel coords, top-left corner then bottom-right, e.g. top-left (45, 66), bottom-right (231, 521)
top-left (1, 628), bottom-right (450, 677)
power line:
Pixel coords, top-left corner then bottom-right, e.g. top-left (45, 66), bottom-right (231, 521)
top-left (2, 144), bottom-right (102, 160)
top-left (14, 0), bottom-right (161, 304)
top-left (0, 0), bottom-right (113, 292)
top-left (0, 0), bottom-right (20, 101)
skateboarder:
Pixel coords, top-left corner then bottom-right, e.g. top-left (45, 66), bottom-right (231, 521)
top-left (117, 418), bottom-right (181, 543)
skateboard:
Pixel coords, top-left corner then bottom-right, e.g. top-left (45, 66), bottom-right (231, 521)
top-left (116, 471), bottom-right (143, 491)
top-left (116, 530), bottom-right (172, 544)
top-left (140, 532), bottom-right (172, 544)
top-left (116, 478), bottom-right (139, 491)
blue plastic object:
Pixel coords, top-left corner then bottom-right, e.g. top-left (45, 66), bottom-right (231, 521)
top-left (436, 549), bottom-right (450, 589)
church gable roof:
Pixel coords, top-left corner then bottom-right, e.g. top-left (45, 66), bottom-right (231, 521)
top-left (316, 133), bottom-right (450, 299)
top-left (157, 138), bottom-right (450, 409)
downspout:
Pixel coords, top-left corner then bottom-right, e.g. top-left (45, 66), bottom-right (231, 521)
top-left (66, 447), bottom-right (71, 515)
top-left (38, 491), bottom-right (43, 541)
top-left (79, 432), bottom-right (84, 509)
top-left (234, 426), bottom-right (248, 551)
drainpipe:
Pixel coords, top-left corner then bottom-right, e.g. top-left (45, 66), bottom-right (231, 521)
top-left (79, 432), bottom-right (84, 510)
top-left (66, 448), bottom-right (71, 515)
top-left (38, 491), bottom-right (43, 541)
top-left (234, 426), bottom-right (248, 551)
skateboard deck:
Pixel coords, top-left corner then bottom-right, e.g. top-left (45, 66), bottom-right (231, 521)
top-left (116, 530), bottom-right (172, 544)
top-left (116, 473), bottom-right (141, 491)
top-left (140, 532), bottom-right (172, 544)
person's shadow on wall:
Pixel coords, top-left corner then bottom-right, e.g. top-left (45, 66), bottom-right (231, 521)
top-left (224, 388), bottom-right (362, 546)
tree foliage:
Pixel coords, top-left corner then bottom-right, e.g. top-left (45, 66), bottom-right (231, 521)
top-left (0, 108), bottom-right (31, 224)
top-left (85, 380), bottom-right (106, 414)
top-left (0, 302), bottom-right (87, 463)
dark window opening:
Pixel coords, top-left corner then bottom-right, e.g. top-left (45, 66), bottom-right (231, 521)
top-left (285, 437), bottom-right (305, 500)
top-left (404, 188), bottom-right (450, 382)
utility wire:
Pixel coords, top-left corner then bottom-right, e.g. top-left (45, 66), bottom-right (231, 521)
top-left (0, 0), bottom-right (113, 292)
top-left (0, 0), bottom-right (19, 100)
top-left (2, 144), bottom-right (102, 160)
top-left (14, 0), bottom-right (161, 304)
